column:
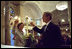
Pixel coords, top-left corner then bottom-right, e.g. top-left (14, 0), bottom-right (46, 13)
top-left (1, 1), bottom-right (5, 44)
top-left (68, 1), bottom-right (71, 33)
top-left (5, 1), bottom-right (11, 45)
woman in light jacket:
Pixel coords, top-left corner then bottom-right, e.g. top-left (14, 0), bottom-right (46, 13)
top-left (12, 20), bottom-right (26, 47)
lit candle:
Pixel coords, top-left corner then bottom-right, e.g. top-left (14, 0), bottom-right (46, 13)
top-left (14, 16), bottom-right (18, 19)
top-left (25, 16), bottom-right (29, 37)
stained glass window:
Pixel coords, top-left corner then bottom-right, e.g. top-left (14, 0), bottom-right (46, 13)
top-left (10, 7), bottom-right (14, 46)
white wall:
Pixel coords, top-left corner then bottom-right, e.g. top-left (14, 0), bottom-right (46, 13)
top-left (20, 1), bottom-right (43, 26)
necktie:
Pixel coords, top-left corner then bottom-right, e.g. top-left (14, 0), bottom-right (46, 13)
top-left (44, 25), bottom-right (47, 32)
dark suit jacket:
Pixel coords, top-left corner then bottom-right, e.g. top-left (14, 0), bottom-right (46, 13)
top-left (33, 22), bottom-right (63, 48)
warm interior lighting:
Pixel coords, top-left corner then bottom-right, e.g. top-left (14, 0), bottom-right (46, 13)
top-left (61, 19), bottom-right (65, 22)
top-left (4, 7), bottom-right (5, 15)
top-left (14, 16), bottom-right (18, 19)
top-left (18, 17), bottom-right (21, 23)
top-left (56, 1), bottom-right (68, 11)
top-left (66, 29), bottom-right (68, 31)
top-left (25, 16), bottom-right (32, 22)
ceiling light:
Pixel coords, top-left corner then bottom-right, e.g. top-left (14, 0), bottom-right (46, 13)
top-left (56, 1), bottom-right (68, 11)
top-left (61, 19), bottom-right (65, 22)
top-left (66, 29), bottom-right (68, 31)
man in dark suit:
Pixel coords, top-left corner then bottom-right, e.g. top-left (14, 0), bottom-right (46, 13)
top-left (30, 12), bottom-right (63, 48)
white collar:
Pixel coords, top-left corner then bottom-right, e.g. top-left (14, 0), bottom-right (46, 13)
top-left (46, 20), bottom-right (51, 26)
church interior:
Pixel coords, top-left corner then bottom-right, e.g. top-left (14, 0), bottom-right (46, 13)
top-left (1, 1), bottom-right (71, 48)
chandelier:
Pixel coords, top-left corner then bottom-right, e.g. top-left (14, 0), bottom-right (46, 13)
top-left (56, 1), bottom-right (68, 11)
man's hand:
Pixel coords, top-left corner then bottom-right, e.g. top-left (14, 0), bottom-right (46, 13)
top-left (30, 22), bottom-right (35, 27)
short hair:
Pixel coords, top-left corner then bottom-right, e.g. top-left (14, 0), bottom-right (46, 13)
top-left (17, 23), bottom-right (23, 29)
top-left (44, 12), bottom-right (52, 20)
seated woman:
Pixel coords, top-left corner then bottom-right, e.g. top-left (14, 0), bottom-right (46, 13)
top-left (12, 20), bottom-right (26, 47)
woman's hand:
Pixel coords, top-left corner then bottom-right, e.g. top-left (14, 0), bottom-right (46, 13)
top-left (14, 19), bottom-right (19, 26)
